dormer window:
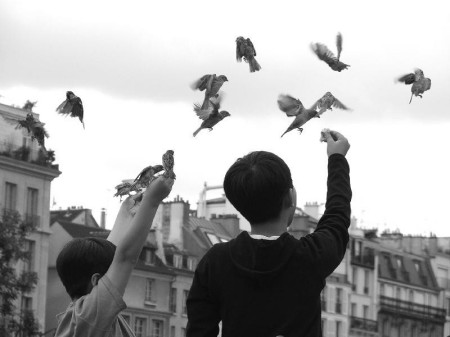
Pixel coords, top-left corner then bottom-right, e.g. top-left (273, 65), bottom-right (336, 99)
top-left (174, 254), bottom-right (182, 268)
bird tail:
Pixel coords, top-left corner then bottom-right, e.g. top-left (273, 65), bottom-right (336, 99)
top-left (336, 33), bottom-right (343, 60)
top-left (193, 127), bottom-right (202, 137)
top-left (249, 58), bottom-right (261, 72)
top-left (409, 92), bottom-right (413, 104)
top-left (281, 129), bottom-right (289, 138)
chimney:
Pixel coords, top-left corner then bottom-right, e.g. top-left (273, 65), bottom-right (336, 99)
top-left (165, 197), bottom-right (190, 249)
top-left (100, 208), bottom-right (106, 229)
top-left (304, 202), bottom-right (324, 220)
top-left (211, 214), bottom-right (240, 238)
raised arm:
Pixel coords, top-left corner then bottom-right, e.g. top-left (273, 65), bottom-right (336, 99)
top-left (305, 130), bottom-right (352, 278)
top-left (105, 176), bottom-right (174, 297)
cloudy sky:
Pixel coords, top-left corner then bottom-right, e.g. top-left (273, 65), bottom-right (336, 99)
top-left (1, 0), bottom-right (450, 235)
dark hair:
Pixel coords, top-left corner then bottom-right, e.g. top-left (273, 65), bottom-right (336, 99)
top-left (223, 151), bottom-right (293, 224)
top-left (56, 237), bottom-right (116, 299)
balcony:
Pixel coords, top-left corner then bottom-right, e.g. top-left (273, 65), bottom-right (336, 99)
top-left (351, 252), bottom-right (375, 269)
top-left (379, 296), bottom-right (446, 323)
top-left (0, 145), bottom-right (58, 170)
top-left (350, 316), bottom-right (378, 333)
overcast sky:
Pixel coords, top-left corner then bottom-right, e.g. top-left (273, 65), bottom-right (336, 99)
top-left (1, 0), bottom-right (450, 235)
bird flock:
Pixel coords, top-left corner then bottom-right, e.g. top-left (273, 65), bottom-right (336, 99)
top-left (10, 32), bottom-right (432, 198)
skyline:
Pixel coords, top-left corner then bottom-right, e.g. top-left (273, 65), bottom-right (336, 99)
top-left (1, 0), bottom-right (450, 235)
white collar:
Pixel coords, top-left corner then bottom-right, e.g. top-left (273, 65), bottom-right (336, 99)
top-left (249, 233), bottom-right (280, 240)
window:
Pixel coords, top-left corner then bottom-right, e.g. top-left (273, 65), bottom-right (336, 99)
top-left (363, 305), bottom-right (369, 319)
top-left (23, 240), bottom-right (35, 272)
top-left (351, 303), bottom-right (356, 317)
top-left (26, 187), bottom-right (38, 215)
top-left (380, 283), bottom-right (385, 296)
top-left (219, 238), bottom-right (229, 243)
top-left (409, 290), bottom-right (414, 303)
top-left (170, 287), bottom-right (177, 313)
top-left (321, 287), bottom-right (327, 311)
top-left (134, 317), bottom-right (147, 337)
top-left (182, 290), bottom-right (189, 315)
top-left (170, 326), bottom-right (175, 337)
top-left (145, 279), bottom-right (155, 303)
top-left (144, 249), bottom-right (155, 265)
top-left (446, 298), bottom-right (450, 316)
top-left (122, 314), bottom-right (131, 326)
top-left (181, 328), bottom-right (186, 337)
top-left (352, 268), bottom-right (357, 292)
top-left (174, 254), bottom-right (182, 268)
top-left (321, 319), bottom-right (326, 334)
top-left (336, 321), bottom-right (342, 337)
top-left (396, 256), bottom-right (403, 269)
top-left (21, 296), bottom-right (32, 311)
top-left (363, 270), bottom-right (369, 294)
top-left (335, 288), bottom-right (342, 314)
top-left (187, 257), bottom-right (196, 271)
top-left (4, 182), bottom-right (17, 211)
top-left (151, 319), bottom-right (164, 337)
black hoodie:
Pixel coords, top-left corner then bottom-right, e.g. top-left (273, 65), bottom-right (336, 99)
top-left (186, 154), bottom-right (351, 337)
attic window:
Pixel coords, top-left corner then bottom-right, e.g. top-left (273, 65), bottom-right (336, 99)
top-left (206, 233), bottom-right (220, 245)
top-left (174, 254), bottom-right (182, 268)
top-left (219, 238), bottom-right (229, 243)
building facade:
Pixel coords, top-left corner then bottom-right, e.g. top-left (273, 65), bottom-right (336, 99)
top-left (0, 103), bottom-right (61, 334)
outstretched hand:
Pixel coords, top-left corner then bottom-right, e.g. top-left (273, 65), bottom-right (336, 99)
top-left (143, 176), bottom-right (175, 207)
top-left (322, 129), bottom-right (350, 157)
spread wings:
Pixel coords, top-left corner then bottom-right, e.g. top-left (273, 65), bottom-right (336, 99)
top-left (277, 95), bottom-right (304, 116)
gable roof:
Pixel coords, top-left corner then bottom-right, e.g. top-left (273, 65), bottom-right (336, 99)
top-left (54, 220), bottom-right (108, 238)
top-left (51, 208), bottom-right (99, 227)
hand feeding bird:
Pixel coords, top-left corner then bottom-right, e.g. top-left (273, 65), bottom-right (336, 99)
top-left (310, 92), bottom-right (350, 117)
top-left (396, 68), bottom-right (431, 104)
top-left (191, 74), bottom-right (228, 110)
top-left (193, 94), bottom-right (231, 137)
top-left (162, 150), bottom-right (176, 179)
top-left (114, 182), bottom-right (133, 200)
top-left (16, 113), bottom-right (49, 152)
top-left (311, 33), bottom-right (350, 72)
top-left (236, 36), bottom-right (261, 72)
top-left (278, 94), bottom-right (319, 137)
top-left (56, 91), bottom-right (85, 128)
top-left (131, 165), bottom-right (164, 191)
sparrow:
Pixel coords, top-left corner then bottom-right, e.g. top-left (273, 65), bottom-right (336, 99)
top-left (22, 100), bottom-right (37, 112)
top-left (191, 74), bottom-right (228, 109)
top-left (162, 150), bottom-right (176, 179)
top-left (278, 94), bottom-right (318, 137)
top-left (16, 113), bottom-right (49, 151)
top-left (193, 95), bottom-right (231, 137)
top-left (397, 68), bottom-right (431, 104)
top-left (236, 36), bottom-right (261, 72)
top-left (310, 92), bottom-right (350, 116)
top-left (310, 33), bottom-right (350, 72)
top-left (131, 164), bottom-right (164, 191)
top-left (56, 91), bottom-right (85, 128)
top-left (114, 182), bottom-right (133, 200)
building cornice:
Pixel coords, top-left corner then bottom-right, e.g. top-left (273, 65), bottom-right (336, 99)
top-left (0, 155), bottom-right (61, 180)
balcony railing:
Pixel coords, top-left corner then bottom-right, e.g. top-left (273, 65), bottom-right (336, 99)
top-left (351, 253), bottom-right (375, 268)
top-left (380, 296), bottom-right (446, 323)
top-left (25, 214), bottom-right (40, 228)
top-left (350, 316), bottom-right (378, 333)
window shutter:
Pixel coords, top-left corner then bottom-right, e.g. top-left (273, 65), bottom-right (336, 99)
top-left (329, 287), bottom-right (335, 314)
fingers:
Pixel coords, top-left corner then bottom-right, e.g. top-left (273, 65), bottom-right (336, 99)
top-left (329, 130), bottom-right (346, 141)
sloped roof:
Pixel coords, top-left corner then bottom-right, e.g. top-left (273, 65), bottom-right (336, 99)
top-left (51, 208), bottom-right (99, 227)
top-left (189, 217), bottom-right (233, 239)
top-left (55, 220), bottom-right (108, 238)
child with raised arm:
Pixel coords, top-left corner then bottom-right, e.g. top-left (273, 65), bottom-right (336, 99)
top-left (186, 130), bottom-right (351, 337)
top-left (54, 176), bottom-right (174, 337)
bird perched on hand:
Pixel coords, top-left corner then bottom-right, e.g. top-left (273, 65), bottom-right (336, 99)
top-left (193, 95), bottom-right (231, 137)
top-left (236, 36), bottom-right (261, 73)
top-left (278, 94), bottom-right (319, 137)
top-left (16, 113), bottom-right (49, 151)
top-left (131, 164), bottom-right (164, 191)
top-left (396, 68), bottom-right (431, 104)
top-left (162, 150), bottom-right (176, 179)
top-left (114, 182), bottom-right (133, 200)
top-left (311, 92), bottom-right (350, 117)
top-left (311, 33), bottom-right (350, 72)
top-left (191, 74), bottom-right (228, 110)
top-left (56, 91), bottom-right (85, 128)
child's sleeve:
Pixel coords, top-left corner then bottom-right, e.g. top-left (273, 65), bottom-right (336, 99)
top-left (186, 253), bottom-right (221, 337)
top-left (73, 275), bottom-right (127, 333)
top-left (303, 153), bottom-right (352, 279)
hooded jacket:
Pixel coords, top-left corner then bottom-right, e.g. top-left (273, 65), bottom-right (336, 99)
top-left (186, 154), bottom-right (351, 337)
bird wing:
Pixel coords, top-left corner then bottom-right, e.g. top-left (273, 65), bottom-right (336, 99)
top-left (336, 33), bottom-right (343, 60)
top-left (193, 103), bottom-right (213, 120)
top-left (247, 38), bottom-right (256, 56)
top-left (190, 75), bottom-right (210, 91)
top-left (277, 95), bottom-right (304, 116)
top-left (310, 97), bottom-right (323, 111)
top-left (425, 78), bottom-right (431, 90)
top-left (311, 43), bottom-right (338, 65)
top-left (134, 167), bottom-right (150, 182)
top-left (71, 98), bottom-right (84, 119)
top-left (397, 73), bottom-right (416, 85)
top-left (236, 39), bottom-right (245, 61)
top-left (332, 98), bottom-right (349, 110)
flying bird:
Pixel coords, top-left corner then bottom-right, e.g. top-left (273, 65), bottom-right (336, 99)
top-left (16, 113), bottom-right (49, 151)
top-left (193, 95), bottom-right (231, 137)
top-left (191, 74), bottom-right (228, 110)
top-left (278, 94), bottom-right (319, 137)
top-left (310, 33), bottom-right (350, 72)
top-left (311, 92), bottom-right (350, 116)
top-left (236, 36), bottom-right (261, 72)
top-left (56, 91), bottom-right (85, 128)
top-left (131, 165), bottom-right (164, 191)
top-left (397, 69), bottom-right (431, 104)
top-left (162, 150), bottom-right (176, 179)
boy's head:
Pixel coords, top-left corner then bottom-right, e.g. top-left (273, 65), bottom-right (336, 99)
top-left (56, 237), bottom-right (116, 299)
top-left (224, 151), bottom-right (295, 225)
